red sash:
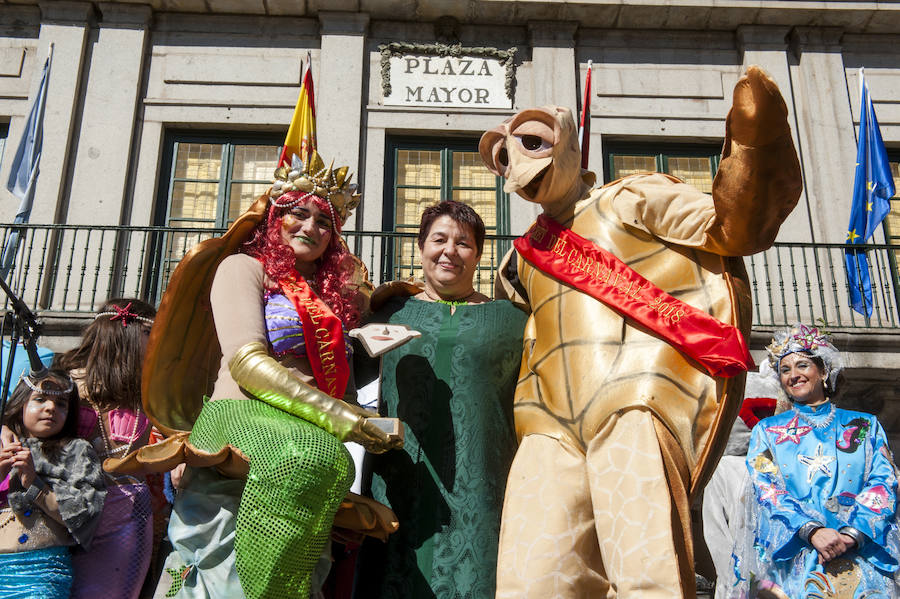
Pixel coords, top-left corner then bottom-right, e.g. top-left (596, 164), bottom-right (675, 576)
top-left (514, 214), bottom-right (755, 378)
top-left (279, 273), bottom-right (350, 398)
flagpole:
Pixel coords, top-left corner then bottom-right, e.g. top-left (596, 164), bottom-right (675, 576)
top-left (579, 60), bottom-right (593, 170)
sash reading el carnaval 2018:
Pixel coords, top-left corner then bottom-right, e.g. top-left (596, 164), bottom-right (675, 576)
top-left (280, 274), bottom-right (350, 400)
top-left (384, 54), bottom-right (511, 109)
top-left (515, 215), bottom-right (755, 378)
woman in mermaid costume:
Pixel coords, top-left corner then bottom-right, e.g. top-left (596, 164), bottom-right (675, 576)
top-left (115, 152), bottom-right (401, 599)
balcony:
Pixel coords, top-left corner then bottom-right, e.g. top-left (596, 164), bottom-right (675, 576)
top-left (0, 223), bottom-right (898, 334)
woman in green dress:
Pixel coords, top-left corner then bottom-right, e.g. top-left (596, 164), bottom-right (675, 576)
top-left (355, 200), bottom-right (527, 598)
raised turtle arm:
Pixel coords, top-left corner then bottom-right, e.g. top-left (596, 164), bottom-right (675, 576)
top-left (705, 65), bottom-right (802, 256)
top-left (609, 67), bottom-right (801, 256)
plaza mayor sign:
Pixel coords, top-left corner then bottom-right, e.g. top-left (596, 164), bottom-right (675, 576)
top-left (379, 43), bottom-right (517, 109)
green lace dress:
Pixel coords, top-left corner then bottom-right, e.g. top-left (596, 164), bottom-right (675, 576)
top-left (355, 296), bottom-right (526, 599)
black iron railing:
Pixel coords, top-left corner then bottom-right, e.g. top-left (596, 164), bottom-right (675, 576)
top-left (0, 223), bottom-right (898, 330)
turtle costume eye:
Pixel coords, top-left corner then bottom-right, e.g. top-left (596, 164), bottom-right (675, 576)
top-left (479, 106), bottom-right (590, 204)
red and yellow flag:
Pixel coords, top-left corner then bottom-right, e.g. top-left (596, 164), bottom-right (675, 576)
top-left (279, 52), bottom-right (317, 167)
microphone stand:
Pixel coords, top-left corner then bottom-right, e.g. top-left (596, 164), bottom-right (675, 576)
top-left (0, 271), bottom-right (44, 426)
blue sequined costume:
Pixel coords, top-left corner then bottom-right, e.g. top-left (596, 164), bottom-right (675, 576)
top-left (730, 401), bottom-right (900, 598)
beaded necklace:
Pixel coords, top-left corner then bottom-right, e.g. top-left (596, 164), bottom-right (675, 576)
top-left (794, 402), bottom-right (836, 429)
top-left (424, 289), bottom-right (477, 307)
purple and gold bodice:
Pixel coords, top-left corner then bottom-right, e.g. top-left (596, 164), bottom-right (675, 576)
top-left (264, 292), bottom-right (353, 360)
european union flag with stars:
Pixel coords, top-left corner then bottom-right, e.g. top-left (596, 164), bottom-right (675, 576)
top-left (844, 69), bottom-right (895, 318)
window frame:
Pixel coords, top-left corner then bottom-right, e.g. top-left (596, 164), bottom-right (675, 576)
top-left (603, 142), bottom-right (722, 186)
top-left (149, 130), bottom-right (283, 301)
top-left (884, 151), bottom-right (900, 306)
top-left (382, 136), bottom-right (511, 284)
top-left (383, 136), bottom-right (510, 236)
top-left (885, 151), bottom-right (900, 245)
top-left (155, 130), bottom-right (284, 229)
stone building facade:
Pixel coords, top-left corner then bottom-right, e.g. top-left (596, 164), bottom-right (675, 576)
top-left (0, 1), bottom-right (897, 428)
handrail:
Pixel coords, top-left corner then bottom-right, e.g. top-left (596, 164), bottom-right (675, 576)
top-left (0, 223), bottom-right (897, 330)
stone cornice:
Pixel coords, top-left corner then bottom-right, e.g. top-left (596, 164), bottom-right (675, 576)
top-left (528, 21), bottom-right (578, 45)
top-left (98, 3), bottom-right (152, 27)
top-left (39, 1), bottom-right (93, 24)
top-left (319, 11), bottom-right (369, 36)
top-left (790, 26), bottom-right (844, 50)
top-left (736, 25), bottom-right (790, 52)
top-left (8, 1), bottom-right (900, 33)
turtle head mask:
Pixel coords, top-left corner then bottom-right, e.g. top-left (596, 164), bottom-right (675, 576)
top-left (479, 106), bottom-right (594, 211)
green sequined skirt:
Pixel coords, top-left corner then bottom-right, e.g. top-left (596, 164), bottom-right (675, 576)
top-left (168, 398), bottom-right (353, 599)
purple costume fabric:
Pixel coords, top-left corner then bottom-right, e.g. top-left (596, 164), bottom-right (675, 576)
top-left (265, 292), bottom-right (353, 360)
top-left (71, 407), bottom-right (153, 599)
top-left (71, 482), bottom-right (153, 599)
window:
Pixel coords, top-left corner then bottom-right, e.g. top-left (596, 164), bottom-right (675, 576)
top-left (154, 133), bottom-right (281, 291)
top-left (885, 157), bottom-right (900, 246)
top-left (385, 138), bottom-right (509, 294)
top-left (605, 144), bottom-right (721, 192)
top-left (885, 156), bottom-right (900, 291)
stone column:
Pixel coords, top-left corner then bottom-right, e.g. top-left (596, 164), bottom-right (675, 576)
top-left (527, 21), bottom-right (578, 114)
top-left (737, 25), bottom-right (811, 243)
top-left (509, 21), bottom-right (579, 234)
top-left (66, 2), bottom-right (151, 226)
top-left (30, 1), bottom-right (92, 225)
top-left (789, 27), bottom-right (855, 244)
top-left (317, 11), bottom-right (369, 230)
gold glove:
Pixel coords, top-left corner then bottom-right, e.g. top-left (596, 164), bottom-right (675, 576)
top-left (228, 341), bottom-right (402, 453)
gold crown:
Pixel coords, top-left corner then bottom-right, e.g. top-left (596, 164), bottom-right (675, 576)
top-left (269, 150), bottom-right (361, 225)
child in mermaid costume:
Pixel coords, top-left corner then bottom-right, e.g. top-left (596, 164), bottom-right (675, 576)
top-left (109, 152), bottom-right (402, 599)
top-left (56, 298), bottom-right (158, 599)
top-left (0, 370), bottom-right (106, 598)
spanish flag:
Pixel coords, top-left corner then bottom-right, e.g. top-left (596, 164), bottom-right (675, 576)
top-left (279, 52), bottom-right (316, 167)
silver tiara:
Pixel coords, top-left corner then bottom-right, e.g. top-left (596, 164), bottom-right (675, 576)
top-left (21, 374), bottom-right (75, 396)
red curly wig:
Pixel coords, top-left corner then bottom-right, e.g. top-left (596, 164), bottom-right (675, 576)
top-left (242, 191), bottom-right (363, 328)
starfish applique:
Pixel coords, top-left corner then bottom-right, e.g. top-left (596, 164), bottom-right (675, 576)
top-left (110, 302), bottom-right (137, 327)
top-left (758, 483), bottom-right (787, 506)
top-left (798, 443), bottom-right (836, 483)
top-left (766, 414), bottom-right (812, 445)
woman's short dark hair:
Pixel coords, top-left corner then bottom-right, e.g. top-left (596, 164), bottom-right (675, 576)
top-left (417, 200), bottom-right (486, 256)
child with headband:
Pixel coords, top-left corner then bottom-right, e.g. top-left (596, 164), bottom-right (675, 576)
top-left (55, 297), bottom-right (159, 599)
top-left (0, 369), bottom-right (106, 598)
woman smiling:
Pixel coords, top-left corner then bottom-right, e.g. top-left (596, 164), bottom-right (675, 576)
top-left (354, 200), bottom-right (527, 599)
top-left (729, 324), bottom-right (900, 598)
top-left (133, 151), bottom-right (400, 599)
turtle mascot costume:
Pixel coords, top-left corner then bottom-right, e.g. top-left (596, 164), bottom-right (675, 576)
top-left (480, 66), bottom-right (802, 598)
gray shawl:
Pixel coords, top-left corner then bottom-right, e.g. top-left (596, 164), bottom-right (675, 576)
top-left (7, 437), bottom-right (107, 548)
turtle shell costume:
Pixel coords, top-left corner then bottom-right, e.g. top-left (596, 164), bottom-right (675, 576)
top-left (108, 152), bottom-right (401, 598)
top-left (479, 67), bottom-right (803, 597)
